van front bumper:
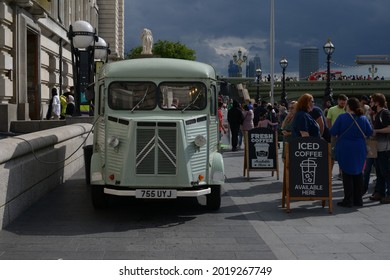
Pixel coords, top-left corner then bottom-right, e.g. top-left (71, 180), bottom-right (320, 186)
top-left (104, 187), bottom-right (211, 197)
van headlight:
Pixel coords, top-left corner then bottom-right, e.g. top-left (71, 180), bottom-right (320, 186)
top-left (107, 136), bottom-right (120, 148)
top-left (194, 135), bottom-right (207, 147)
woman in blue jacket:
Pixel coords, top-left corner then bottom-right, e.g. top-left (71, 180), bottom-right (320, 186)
top-left (292, 93), bottom-right (320, 138)
top-left (330, 98), bottom-right (373, 207)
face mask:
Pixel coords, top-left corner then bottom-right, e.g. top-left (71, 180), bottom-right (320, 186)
top-left (371, 105), bottom-right (377, 113)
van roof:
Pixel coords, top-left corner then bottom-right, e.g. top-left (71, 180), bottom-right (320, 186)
top-left (100, 58), bottom-right (216, 80)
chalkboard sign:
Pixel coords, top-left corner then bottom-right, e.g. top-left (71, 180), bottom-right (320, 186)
top-left (244, 127), bottom-right (279, 179)
top-left (248, 127), bottom-right (278, 170)
top-left (288, 137), bottom-right (329, 197)
top-left (283, 137), bottom-right (332, 213)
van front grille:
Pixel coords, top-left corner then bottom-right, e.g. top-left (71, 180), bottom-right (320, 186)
top-left (136, 123), bottom-right (177, 175)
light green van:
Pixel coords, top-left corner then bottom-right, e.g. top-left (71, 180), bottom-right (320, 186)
top-left (89, 58), bottom-right (224, 210)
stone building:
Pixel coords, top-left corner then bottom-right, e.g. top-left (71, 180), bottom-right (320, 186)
top-left (0, 0), bottom-right (124, 132)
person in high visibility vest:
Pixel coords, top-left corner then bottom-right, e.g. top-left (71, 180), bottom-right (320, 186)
top-left (60, 93), bottom-right (67, 119)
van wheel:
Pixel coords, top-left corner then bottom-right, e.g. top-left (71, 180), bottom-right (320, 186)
top-left (206, 185), bottom-right (221, 210)
top-left (91, 185), bottom-right (108, 208)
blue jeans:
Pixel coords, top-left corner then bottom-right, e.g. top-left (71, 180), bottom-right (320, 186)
top-left (374, 150), bottom-right (390, 196)
top-left (363, 157), bottom-right (375, 195)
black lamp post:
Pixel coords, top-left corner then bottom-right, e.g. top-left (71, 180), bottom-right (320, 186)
top-left (95, 37), bottom-right (110, 63)
top-left (255, 68), bottom-right (262, 102)
top-left (93, 36), bottom-right (110, 85)
top-left (279, 57), bottom-right (288, 107)
top-left (68, 21), bottom-right (98, 116)
top-left (84, 37), bottom-right (110, 112)
top-left (233, 49), bottom-right (247, 77)
top-left (323, 39), bottom-right (335, 107)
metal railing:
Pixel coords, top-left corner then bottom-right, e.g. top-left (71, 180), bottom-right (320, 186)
top-left (237, 79), bottom-right (390, 101)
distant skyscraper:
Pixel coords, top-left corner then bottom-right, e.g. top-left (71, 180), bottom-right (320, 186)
top-left (228, 60), bottom-right (239, 77)
top-left (253, 54), bottom-right (262, 71)
top-left (246, 54), bottom-right (262, 77)
top-left (299, 47), bottom-right (319, 80)
top-left (247, 60), bottom-right (255, 77)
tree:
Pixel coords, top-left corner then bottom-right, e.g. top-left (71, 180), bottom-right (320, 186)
top-left (127, 40), bottom-right (196, 60)
top-left (127, 46), bottom-right (143, 59)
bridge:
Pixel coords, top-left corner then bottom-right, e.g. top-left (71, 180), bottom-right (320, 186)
top-left (220, 78), bottom-right (390, 103)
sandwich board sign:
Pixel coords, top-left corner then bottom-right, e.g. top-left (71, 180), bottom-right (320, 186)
top-left (283, 137), bottom-right (332, 213)
top-left (244, 127), bottom-right (279, 180)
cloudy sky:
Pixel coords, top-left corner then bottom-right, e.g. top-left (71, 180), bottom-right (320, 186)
top-left (124, 0), bottom-right (390, 78)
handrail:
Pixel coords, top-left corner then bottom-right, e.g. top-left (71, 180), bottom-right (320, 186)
top-left (0, 123), bottom-right (92, 164)
top-left (241, 79), bottom-right (390, 100)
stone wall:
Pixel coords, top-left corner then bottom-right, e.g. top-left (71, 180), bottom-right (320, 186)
top-left (0, 123), bottom-right (93, 229)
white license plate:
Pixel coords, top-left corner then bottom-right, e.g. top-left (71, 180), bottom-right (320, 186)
top-left (135, 189), bottom-right (177, 199)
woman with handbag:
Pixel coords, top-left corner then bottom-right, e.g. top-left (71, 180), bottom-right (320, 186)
top-left (330, 98), bottom-right (373, 207)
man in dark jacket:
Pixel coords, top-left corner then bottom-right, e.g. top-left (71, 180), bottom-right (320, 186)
top-left (227, 100), bottom-right (243, 151)
top-left (253, 100), bottom-right (267, 127)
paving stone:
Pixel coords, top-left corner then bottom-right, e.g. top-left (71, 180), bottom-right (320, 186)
top-left (2, 147), bottom-right (390, 260)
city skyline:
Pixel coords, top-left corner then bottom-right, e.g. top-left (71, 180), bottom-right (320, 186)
top-left (124, 0), bottom-right (390, 78)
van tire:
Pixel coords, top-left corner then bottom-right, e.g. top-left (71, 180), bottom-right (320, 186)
top-left (206, 185), bottom-right (221, 210)
top-left (91, 185), bottom-right (108, 208)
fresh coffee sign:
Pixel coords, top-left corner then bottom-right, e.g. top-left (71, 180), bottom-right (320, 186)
top-left (248, 128), bottom-right (277, 170)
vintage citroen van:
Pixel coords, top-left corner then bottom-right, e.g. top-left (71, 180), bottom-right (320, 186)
top-left (89, 58), bottom-right (224, 210)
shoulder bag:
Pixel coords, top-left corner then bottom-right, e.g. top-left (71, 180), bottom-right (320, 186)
top-left (348, 113), bottom-right (377, 158)
top-left (332, 119), bottom-right (355, 158)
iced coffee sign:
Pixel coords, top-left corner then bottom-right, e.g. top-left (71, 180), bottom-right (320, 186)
top-left (288, 137), bottom-right (330, 198)
top-left (247, 128), bottom-right (277, 170)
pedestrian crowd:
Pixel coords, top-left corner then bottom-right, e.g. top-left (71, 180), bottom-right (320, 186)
top-left (308, 74), bottom-right (385, 81)
top-left (46, 87), bottom-right (75, 120)
top-left (221, 92), bottom-right (390, 207)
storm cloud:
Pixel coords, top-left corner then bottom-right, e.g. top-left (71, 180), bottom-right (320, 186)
top-left (124, 0), bottom-right (390, 78)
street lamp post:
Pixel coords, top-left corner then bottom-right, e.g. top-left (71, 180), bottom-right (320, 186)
top-left (68, 20), bottom-right (98, 116)
top-left (369, 64), bottom-right (378, 79)
top-left (83, 36), bottom-right (110, 105)
top-left (279, 57), bottom-right (288, 107)
top-left (94, 36), bottom-right (110, 77)
top-left (255, 68), bottom-right (262, 102)
top-left (323, 39), bottom-right (335, 107)
top-left (94, 37), bottom-right (110, 63)
top-left (233, 49), bottom-right (247, 77)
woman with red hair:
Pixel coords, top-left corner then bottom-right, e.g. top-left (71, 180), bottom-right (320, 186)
top-left (292, 93), bottom-right (320, 138)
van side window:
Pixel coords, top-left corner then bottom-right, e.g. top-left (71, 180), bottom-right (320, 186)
top-left (210, 85), bottom-right (217, 116)
top-left (99, 84), bottom-right (104, 115)
top-left (158, 82), bottom-right (207, 110)
top-left (108, 82), bottom-right (157, 110)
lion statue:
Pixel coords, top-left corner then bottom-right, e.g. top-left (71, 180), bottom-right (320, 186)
top-left (141, 28), bottom-right (153, 55)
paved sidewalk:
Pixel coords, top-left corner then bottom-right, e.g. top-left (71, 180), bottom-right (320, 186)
top-left (222, 147), bottom-right (390, 259)
top-left (0, 159), bottom-right (276, 260)
top-left (1, 145), bottom-right (389, 260)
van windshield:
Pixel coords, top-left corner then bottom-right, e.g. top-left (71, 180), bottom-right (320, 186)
top-left (108, 82), bottom-right (157, 110)
top-left (158, 82), bottom-right (207, 110)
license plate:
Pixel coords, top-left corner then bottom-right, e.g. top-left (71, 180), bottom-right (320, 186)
top-left (135, 189), bottom-right (177, 199)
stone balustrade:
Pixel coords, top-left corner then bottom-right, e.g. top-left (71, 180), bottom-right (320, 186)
top-left (0, 123), bottom-right (93, 229)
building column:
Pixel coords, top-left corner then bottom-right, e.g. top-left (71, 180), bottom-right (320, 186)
top-left (0, 3), bottom-right (17, 131)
